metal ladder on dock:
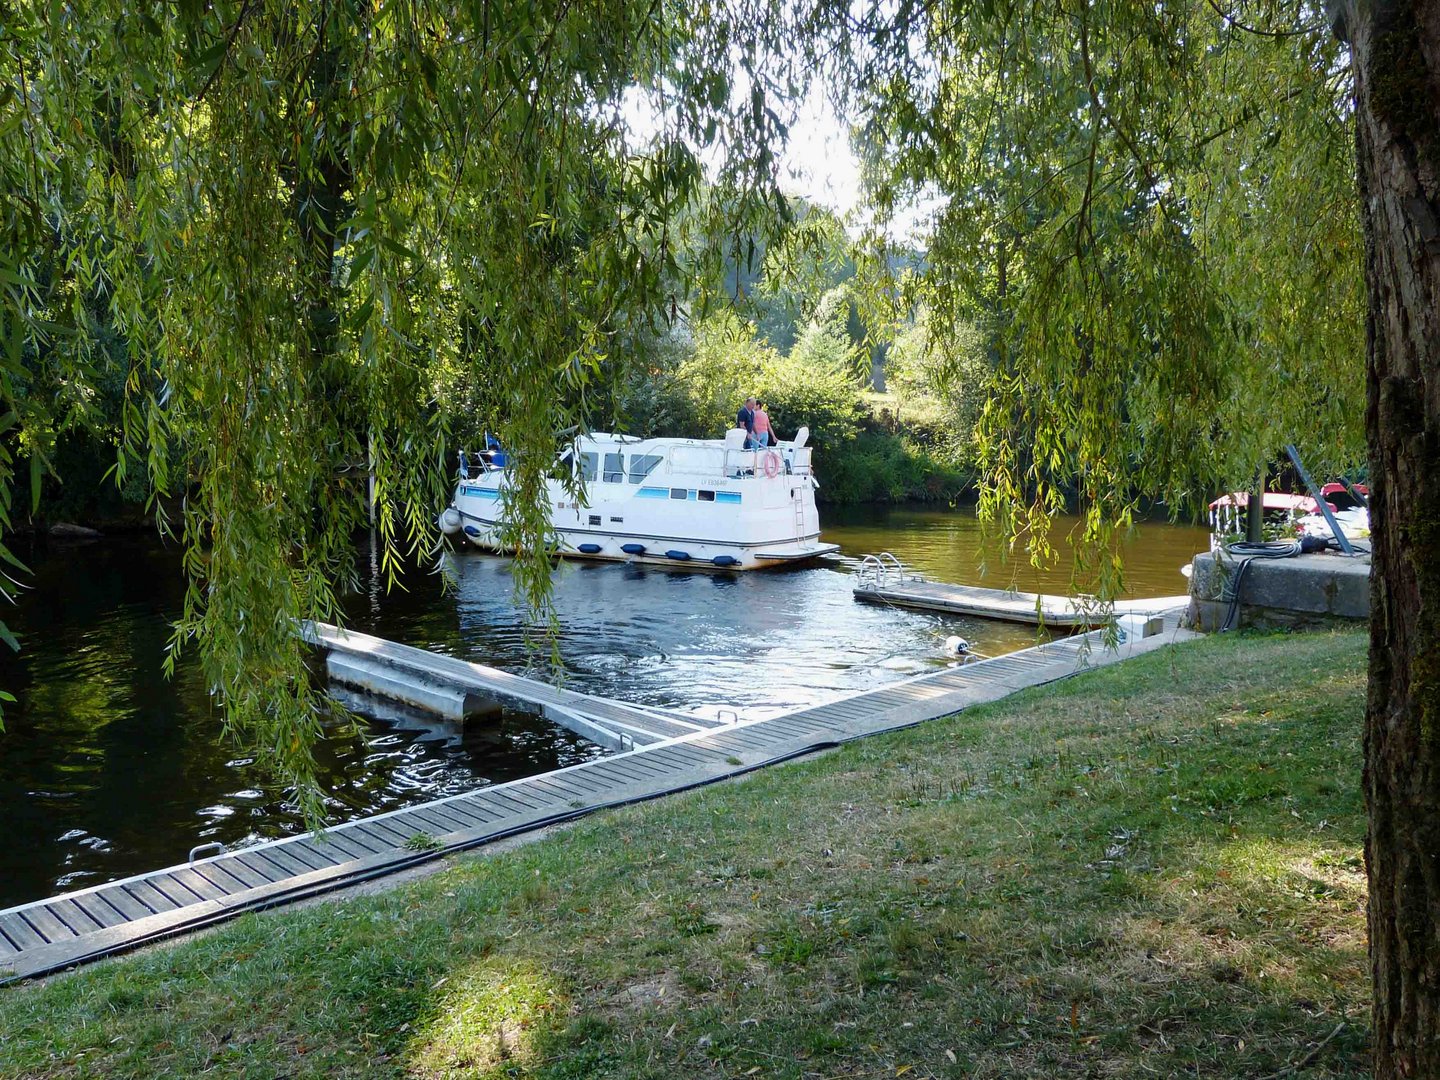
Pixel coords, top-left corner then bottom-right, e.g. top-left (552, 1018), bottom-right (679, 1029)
top-left (857, 552), bottom-right (909, 590)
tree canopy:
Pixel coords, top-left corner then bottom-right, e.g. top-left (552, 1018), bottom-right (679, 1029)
top-left (0, 0), bottom-right (807, 804)
top-left (1, 1), bottom-right (1367, 797)
top-left (835, 0), bottom-right (1364, 585)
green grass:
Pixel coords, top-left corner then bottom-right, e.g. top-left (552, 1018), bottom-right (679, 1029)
top-left (0, 631), bottom-right (1371, 1078)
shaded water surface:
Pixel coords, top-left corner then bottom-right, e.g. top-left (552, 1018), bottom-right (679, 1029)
top-left (0, 506), bottom-right (1206, 907)
top-left (0, 541), bottom-right (599, 909)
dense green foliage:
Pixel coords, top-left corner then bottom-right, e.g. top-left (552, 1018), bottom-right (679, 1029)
top-left (0, 0), bottom-right (807, 796)
top-left (612, 305), bottom-right (977, 504)
top-left (838, 0), bottom-right (1363, 590)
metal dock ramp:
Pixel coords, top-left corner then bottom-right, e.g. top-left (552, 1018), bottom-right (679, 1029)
top-left (0, 610), bottom-right (1193, 983)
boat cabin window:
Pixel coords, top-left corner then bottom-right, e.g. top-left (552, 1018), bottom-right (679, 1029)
top-left (602, 452), bottom-right (625, 483)
top-left (627, 454), bottom-right (662, 483)
top-left (670, 487), bottom-right (688, 500)
top-left (698, 490), bottom-right (715, 502)
top-left (578, 452), bottom-right (599, 483)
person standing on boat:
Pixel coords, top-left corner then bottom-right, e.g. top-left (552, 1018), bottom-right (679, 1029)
top-left (737, 397), bottom-right (758, 447)
top-left (752, 401), bottom-right (774, 447)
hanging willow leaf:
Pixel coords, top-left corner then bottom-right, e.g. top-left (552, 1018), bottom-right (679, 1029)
top-left (0, 0), bottom-right (807, 818)
top-left (830, 0), bottom-right (1361, 593)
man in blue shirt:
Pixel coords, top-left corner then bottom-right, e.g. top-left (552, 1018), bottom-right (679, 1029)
top-left (736, 397), bottom-right (757, 447)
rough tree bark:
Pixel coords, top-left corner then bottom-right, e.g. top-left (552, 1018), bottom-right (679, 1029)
top-left (1341, 0), bottom-right (1440, 1073)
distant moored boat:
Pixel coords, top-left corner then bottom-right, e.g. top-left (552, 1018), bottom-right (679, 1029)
top-left (439, 428), bottom-right (840, 570)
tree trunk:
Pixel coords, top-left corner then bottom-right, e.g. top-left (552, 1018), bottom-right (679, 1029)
top-left (1344, 0), bottom-right (1440, 1073)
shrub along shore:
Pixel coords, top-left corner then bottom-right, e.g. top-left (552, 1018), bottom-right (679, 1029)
top-left (0, 631), bottom-right (1369, 1079)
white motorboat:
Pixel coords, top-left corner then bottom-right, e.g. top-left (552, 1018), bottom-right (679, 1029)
top-left (1295, 505), bottom-right (1370, 542)
top-left (1295, 482), bottom-right (1371, 542)
top-left (438, 428), bottom-right (840, 569)
top-left (1208, 482), bottom-right (1371, 545)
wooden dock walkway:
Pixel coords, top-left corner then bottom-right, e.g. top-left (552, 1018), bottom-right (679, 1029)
top-left (0, 607), bottom-right (1194, 984)
top-left (854, 578), bottom-right (1191, 627)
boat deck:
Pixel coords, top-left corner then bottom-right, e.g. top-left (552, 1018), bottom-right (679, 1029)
top-left (0, 609), bottom-right (1195, 984)
top-left (854, 578), bottom-right (1191, 627)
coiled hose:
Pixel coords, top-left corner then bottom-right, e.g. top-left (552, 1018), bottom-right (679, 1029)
top-left (1219, 540), bottom-right (1302, 631)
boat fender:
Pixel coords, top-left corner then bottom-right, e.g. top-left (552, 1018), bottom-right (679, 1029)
top-left (438, 507), bottom-right (463, 536)
top-left (577, 543), bottom-right (603, 554)
top-left (712, 555), bottom-right (739, 567)
top-left (463, 525), bottom-right (482, 538)
top-left (621, 543), bottom-right (646, 555)
top-left (762, 451), bottom-right (780, 478)
top-left (665, 549), bottom-right (692, 561)
top-left (943, 635), bottom-right (972, 656)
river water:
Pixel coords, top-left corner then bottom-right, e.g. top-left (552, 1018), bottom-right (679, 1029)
top-left (0, 505), bottom-right (1207, 908)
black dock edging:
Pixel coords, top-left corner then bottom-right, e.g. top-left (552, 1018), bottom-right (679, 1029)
top-left (0, 611), bottom-right (1195, 985)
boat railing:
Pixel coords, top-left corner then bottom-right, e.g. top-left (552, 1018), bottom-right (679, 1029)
top-left (664, 444), bottom-right (813, 480)
top-left (458, 452), bottom-right (509, 480)
top-left (462, 440), bottom-right (816, 486)
top-left (857, 551), bottom-right (909, 590)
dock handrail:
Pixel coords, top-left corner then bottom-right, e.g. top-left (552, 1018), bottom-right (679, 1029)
top-left (857, 551), bottom-right (910, 590)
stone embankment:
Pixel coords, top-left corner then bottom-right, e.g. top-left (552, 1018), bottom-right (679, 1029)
top-left (1187, 550), bottom-right (1369, 631)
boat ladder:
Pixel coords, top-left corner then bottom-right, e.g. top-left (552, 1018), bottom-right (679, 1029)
top-left (857, 551), bottom-right (910, 590)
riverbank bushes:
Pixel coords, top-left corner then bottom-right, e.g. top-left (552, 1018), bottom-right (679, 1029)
top-left (820, 430), bottom-right (972, 503)
top-left (0, 630), bottom-right (1368, 1078)
top-left (618, 310), bottom-right (981, 504)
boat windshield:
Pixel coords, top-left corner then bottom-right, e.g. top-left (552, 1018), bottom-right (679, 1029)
top-left (628, 454), bottom-right (662, 483)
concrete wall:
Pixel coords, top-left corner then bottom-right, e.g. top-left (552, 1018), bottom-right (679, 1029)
top-left (1187, 551), bottom-right (1370, 632)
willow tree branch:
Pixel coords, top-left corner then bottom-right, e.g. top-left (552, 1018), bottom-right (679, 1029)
top-left (1077, 0), bottom-right (1171, 221)
top-left (1204, 0), bottom-right (1326, 40)
top-left (195, 0), bottom-right (258, 103)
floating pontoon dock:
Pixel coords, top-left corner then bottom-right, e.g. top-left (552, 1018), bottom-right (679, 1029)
top-left (0, 608), bottom-right (1193, 983)
top-left (854, 579), bottom-right (1190, 626)
top-left (852, 553), bottom-right (1189, 627)
top-left (305, 621), bottom-right (715, 751)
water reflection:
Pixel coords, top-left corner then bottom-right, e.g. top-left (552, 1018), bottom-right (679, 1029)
top-left (348, 506), bottom-right (1206, 718)
top-left (0, 538), bottom-right (597, 909)
top-left (820, 503), bottom-right (1207, 598)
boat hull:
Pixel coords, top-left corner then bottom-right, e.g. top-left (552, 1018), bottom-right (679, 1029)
top-left (452, 509), bottom-right (838, 570)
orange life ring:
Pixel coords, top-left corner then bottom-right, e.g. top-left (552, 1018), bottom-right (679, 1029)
top-left (762, 451), bottom-right (780, 478)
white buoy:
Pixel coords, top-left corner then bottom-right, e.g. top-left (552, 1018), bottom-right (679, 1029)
top-left (943, 635), bottom-right (972, 656)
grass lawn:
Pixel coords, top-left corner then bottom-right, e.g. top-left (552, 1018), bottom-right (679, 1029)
top-left (0, 630), bottom-right (1370, 1078)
